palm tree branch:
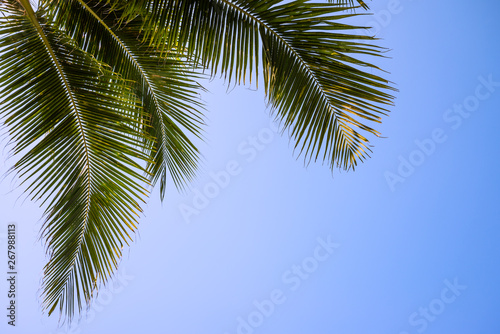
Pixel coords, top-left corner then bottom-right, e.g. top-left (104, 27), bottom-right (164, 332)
top-left (131, 0), bottom-right (395, 169)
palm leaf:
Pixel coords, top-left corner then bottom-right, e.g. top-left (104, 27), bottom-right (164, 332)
top-left (0, 0), bottom-right (149, 321)
top-left (112, 0), bottom-right (395, 170)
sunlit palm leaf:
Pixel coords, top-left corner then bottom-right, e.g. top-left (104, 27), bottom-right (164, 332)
top-left (115, 0), bottom-right (395, 170)
top-left (0, 1), bottom-right (149, 320)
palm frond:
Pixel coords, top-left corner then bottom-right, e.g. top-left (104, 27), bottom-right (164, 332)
top-left (113, 0), bottom-right (395, 170)
top-left (0, 1), bottom-right (149, 321)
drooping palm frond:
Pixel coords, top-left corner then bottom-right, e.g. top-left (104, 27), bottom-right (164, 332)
top-left (42, 0), bottom-right (206, 199)
top-left (113, 0), bottom-right (395, 170)
top-left (0, 0), bottom-right (150, 321)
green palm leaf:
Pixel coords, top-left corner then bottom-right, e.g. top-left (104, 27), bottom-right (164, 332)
top-left (115, 0), bottom-right (395, 170)
top-left (0, 0), bottom-right (149, 320)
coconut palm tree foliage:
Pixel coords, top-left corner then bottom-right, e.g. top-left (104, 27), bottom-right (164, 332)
top-left (0, 0), bottom-right (394, 322)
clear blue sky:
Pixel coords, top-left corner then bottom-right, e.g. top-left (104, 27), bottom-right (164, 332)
top-left (1, 0), bottom-right (499, 333)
